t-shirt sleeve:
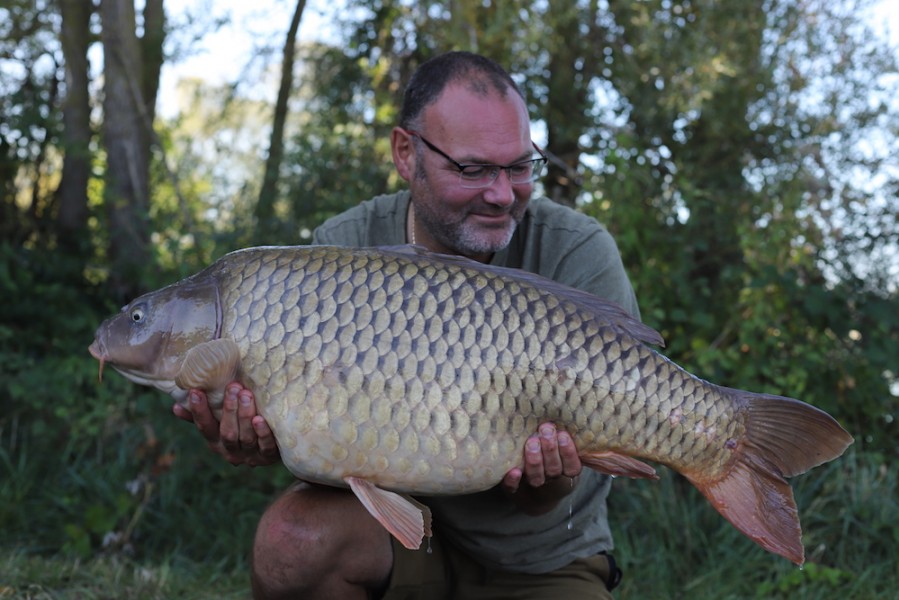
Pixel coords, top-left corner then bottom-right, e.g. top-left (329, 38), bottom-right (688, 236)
top-left (514, 198), bottom-right (641, 321)
top-left (311, 192), bottom-right (408, 247)
top-left (554, 228), bottom-right (641, 320)
top-left (311, 211), bottom-right (367, 246)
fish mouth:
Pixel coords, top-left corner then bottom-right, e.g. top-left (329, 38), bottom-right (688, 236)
top-left (88, 338), bottom-right (107, 382)
top-left (87, 333), bottom-right (178, 393)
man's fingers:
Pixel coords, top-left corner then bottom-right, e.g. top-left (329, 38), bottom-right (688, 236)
top-left (237, 389), bottom-right (258, 446)
top-left (538, 423), bottom-right (562, 477)
top-left (252, 416), bottom-right (280, 458)
top-left (521, 423), bottom-right (582, 488)
top-left (524, 435), bottom-right (545, 487)
top-left (181, 384), bottom-right (280, 468)
top-left (501, 467), bottom-right (524, 495)
top-left (172, 402), bottom-right (194, 423)
top-left (218, 385), bottom-right (241, 449)
top-left (189, 390), bottom-right (220, 442)
top-left (557, 431), bottom-right (582, 478)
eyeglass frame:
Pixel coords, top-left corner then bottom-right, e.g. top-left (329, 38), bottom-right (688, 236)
top-left (402, 128), bottom-right (548, 188)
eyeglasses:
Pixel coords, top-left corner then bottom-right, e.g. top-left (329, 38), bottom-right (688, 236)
top-left (404, 129), bottom-right (547, 189)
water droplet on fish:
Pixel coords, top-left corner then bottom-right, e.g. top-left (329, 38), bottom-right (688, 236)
top-left (567, 499), bottom-right (574, 530)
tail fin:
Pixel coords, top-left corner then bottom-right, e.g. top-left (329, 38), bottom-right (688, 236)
top-left (685, 391), bottom-right (853, 565)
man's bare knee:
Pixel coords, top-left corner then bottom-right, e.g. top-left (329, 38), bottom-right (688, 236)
top-left (252, 484), bottom-right (334, 598)
top-left (251, 483), bottom-right (393, 600)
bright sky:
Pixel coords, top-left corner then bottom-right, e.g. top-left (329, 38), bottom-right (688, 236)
top-left (158, 0), bottom-right (331, 117)
top-left (868, 0), bottom-right (899, 51)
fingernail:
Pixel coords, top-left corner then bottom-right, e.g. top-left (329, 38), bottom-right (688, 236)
top-left (540, 423), bottom-right (555, 439)
top-left (189, 392), bottom-right (200, 405)
top-left (558, 432), bottom-right (570, 446)
top-left (239, 393), bottom-right (252, 406)
top-left (526, 439), bottom-right (540, 452)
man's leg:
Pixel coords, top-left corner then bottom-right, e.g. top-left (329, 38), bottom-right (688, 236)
top-left (251, 481), bottom-right (394, 599)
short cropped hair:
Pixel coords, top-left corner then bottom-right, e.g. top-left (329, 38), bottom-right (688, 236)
top-left (398, 51), bottom-right (524, 129)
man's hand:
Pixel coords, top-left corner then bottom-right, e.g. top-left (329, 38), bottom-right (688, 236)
top-left (500, 422), bottom-right (582, 515)
top-left (172, 382), bottom-right (281, 467)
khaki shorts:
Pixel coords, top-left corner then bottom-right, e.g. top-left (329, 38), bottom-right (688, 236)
top-left (380, 535), bottom-right (621, 600)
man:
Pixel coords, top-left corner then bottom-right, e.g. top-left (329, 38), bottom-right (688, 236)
top-left (177, 51), bottom-right (639, 599)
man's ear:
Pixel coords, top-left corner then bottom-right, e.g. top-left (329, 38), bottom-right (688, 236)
top-left (391, 127), bottom-right (416, 182)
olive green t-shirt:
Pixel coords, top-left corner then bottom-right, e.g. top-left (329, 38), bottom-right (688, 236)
top-left (313, 191), bottom-right (640, 574)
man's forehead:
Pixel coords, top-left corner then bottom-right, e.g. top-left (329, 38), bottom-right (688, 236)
top-left (423, 83), bottom-right (529, 136)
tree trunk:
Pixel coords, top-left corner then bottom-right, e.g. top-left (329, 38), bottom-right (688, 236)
top-left (56, 0), bottom-right (94, 252)
top-left (141, 0), bottom-right (165, 125)
top-left (99, 0), bottom-right (157, 299)
top-left (541, 4), bottom-right (601, 208)
top-left (255, 0), bottom-right (306, 242)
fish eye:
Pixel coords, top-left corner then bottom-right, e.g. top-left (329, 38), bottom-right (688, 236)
top-left (130, 306), bottom-right (146, 323)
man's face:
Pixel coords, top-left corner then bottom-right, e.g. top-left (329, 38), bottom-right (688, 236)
top-left (404, 83), bottom-right (536, 261)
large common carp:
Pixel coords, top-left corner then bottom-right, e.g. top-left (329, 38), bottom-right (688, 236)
top-left (89, 245), bottom-right (852, 565)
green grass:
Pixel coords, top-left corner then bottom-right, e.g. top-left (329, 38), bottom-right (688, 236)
top-left (0, 388), bottom-right (292, 599)
top-left (1, 389), bottom-right (894, 598)
top-left (0, 552), bottom-right (249, 599)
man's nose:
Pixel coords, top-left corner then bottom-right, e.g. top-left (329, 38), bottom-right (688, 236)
top-left (483, 168), bottom-right (516, 206)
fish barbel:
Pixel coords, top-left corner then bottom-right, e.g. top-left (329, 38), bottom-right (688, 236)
top-left (88, 245), bottom-right (852, 564)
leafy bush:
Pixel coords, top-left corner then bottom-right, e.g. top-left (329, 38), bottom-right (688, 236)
top-left (0, 242), bottom-right (291, 569)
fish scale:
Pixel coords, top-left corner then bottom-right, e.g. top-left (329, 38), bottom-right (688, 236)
top-left (221, 247), bottom-right (720, 490)
top-left (90, 244), bottom-right (852, 564)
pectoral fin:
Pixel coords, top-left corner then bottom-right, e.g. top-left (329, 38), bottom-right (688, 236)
top-left (175, 339), bottom-right (241, 415)
top-left (581, 450), bottom-right (659, 480)
top-left (345, 476), bottom-right (433, 550)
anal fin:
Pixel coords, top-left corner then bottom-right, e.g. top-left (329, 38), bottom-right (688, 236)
top-left (345, 476), bottom-right (432, 550)
top-left (581, 450), bottom-right (659, 479)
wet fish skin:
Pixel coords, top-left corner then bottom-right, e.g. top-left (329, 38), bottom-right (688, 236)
top-left (89, 245), bottom-right (853, 564)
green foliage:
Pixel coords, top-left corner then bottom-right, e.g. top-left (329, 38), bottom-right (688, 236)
top-left (270, 42), bottom-right (398, 245)
top-left (1, 243), bottom-right (114, 439)
top-left (0, 0), bottom-right (65, 244)
top-left (0, 242), bottom-right (290, 577)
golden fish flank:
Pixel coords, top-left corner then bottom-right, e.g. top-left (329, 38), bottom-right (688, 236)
top-left (89, 244), bottom-right (852, 565)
